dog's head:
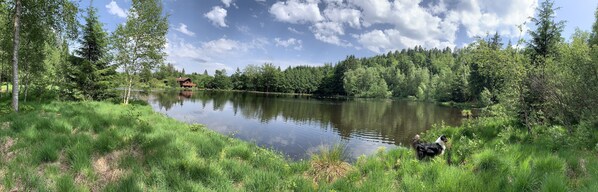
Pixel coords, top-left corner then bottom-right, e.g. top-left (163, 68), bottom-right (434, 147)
top-left (440, 135), bottom-right (448, 143)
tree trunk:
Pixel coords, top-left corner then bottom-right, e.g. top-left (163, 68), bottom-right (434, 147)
top-left (12, 0), bottom-right (22, 112)
top-left (125, 77), bottom-right (133, 105)
top-left (23, 72), bottom-right (30, 103)
top-left (0, 59), bottom-right (4, 98)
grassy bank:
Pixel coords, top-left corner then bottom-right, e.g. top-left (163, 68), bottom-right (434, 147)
top-left (1, 101), bottom-right (597, 191)
top-left (0, 101), bottom-right (304, 191)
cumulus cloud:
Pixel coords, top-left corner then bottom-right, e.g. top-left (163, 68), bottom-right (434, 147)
top-left (444, 0), bottom-right (537, 38)
top-left (222, 0), bottom-right (234, 7)
top-left (310, 22), bottom-right (352, 47)
top-left (269, 0), bottom-right (324, 24)
top-left (174, 23), bottom-right (195, 36)
top-left (274, 38), bottom-right (303, 50)
top-left (205, 6), bottom-right (228, 27)
top-left (202, 38), bottom-right (242, 54)
top-left (166, 36), bottom-right (248, 74)
top-left (323, 7), bottom-right (361, 29)
top-left (167, 35), bottom-right (268, 64)
top-left (106, 1), bottom-right (127, 18)
top-left (356, 29), bottom-right (454, 53)
top-left (268, 0), bottom-right (537, 52)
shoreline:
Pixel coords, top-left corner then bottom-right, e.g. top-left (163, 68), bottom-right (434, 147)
top-left (0, 100), bottom-right (596, 191)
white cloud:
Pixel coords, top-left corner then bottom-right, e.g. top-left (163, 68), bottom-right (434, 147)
top-left (310, 22), bottom-right (352, 47)
top-left (237, 25), bottom-right (250, 33)
top-left (323, 7), bottom-right (361, 29)
top-left (166, 36), bottom-right (249, 74)
top-left (106, 0), bottom-right (127, 18)
top-left (269, 0), bottom-right (324, 24)
top-left (267, 0), bottom-right (536, 52)
top-left (274, 38), bottom-right (303, 50)
top-left (174, 23), bottom-right (195, 36)
top-left (222, 0), bottom-right (234, 7)
top-left (356, 29), bottom-right (454, 53)
top-left (202, 38), bottom-right (242, 54)
top-left (167, 35), bottom-right (268, 64)
top-left (288, 27), bottom-right (304, 34)
top-left (445, 0), bottom-right (537, 38)
top-left (205, 6), bottom-right (228, 27)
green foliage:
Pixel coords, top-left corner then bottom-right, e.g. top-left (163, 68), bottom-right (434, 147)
top-left (479, 87), bottom-right (493, 107)
top-left (343, 67), bottom-right (390, 98)
top-left (65, 4), bottom-right (116, 101)
top-left (528, 0), bottom-right (565, 64)
top-left (208, 69), bottom-right (232, 90)
top-left (113, 0), bottom-right (168, 104)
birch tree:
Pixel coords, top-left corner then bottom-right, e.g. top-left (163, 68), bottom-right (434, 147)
top-left (5, 0), bottom-right (78, 112)
top-left (113, 0), bottom-right (168, 104)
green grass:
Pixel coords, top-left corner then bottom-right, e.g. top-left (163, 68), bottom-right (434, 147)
top-left (0, 101), bottom-right (597, 191)
top-left (0, 82), bottom-right (11, 92)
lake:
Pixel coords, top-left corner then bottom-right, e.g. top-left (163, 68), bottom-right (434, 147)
top-left (145, 90), bottom-right (464, 161)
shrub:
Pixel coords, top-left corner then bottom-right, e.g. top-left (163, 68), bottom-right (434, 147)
top-left (472, 150), bottom-right (506, 173)
top-left (306, 144), bottom-right (352, 183)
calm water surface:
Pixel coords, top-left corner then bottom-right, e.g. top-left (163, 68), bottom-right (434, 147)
top-left (146, 90), bottom-right (463, 161)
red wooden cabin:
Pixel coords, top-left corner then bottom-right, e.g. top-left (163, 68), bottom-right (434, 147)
top-left (176, 77), bottom-right (196, 88)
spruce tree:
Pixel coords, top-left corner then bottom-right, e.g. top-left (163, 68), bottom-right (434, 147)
top-left (75, 3), bottom-right (115, 100)
top-left (521, 0), bottom-right (565, 132)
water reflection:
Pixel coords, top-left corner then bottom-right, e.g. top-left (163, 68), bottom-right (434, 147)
top-left (147, 90), bottom-right (463, 161)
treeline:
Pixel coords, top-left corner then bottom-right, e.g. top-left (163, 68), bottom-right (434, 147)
top-left (192, 38), bottom-right (512, 103)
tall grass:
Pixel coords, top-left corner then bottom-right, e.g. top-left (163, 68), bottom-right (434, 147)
top-left (0, 101), bottom-right (597, 191)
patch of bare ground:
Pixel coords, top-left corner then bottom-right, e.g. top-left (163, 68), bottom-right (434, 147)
top-left (93, 150), bottom-right (125, 187)
top-left (1, 137), bottom-right (17, 162)
top-left (91, 147), bottom-right (142, 191)
top-left (304, 160), bottom-right (352, 185)
top-left (0, 169), bottom-right (4, 191)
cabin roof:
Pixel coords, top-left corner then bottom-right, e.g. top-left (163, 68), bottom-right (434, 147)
top-left (176, 77), bottom-right (191, 82)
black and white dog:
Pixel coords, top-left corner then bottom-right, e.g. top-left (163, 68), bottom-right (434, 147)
top-left (412, 134), bottom-right (448, 160)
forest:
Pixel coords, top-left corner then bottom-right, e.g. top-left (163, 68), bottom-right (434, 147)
top-left (1, 0), bottom-right (598, 191)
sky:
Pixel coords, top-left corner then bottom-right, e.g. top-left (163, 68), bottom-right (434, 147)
top-left (83, 0), bottom-right (598, 74)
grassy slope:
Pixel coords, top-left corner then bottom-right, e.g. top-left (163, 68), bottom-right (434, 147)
top-left (1, 101), bottom-right (597, 191)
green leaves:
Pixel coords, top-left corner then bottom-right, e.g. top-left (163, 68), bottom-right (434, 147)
top-left (113, 0), bottom-right (168, 104)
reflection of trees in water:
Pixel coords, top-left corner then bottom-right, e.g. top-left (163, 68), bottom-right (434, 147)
top-left (151, 91), bottom-right (185, 111)
top-left (153, 91), bottom-right (461, 145)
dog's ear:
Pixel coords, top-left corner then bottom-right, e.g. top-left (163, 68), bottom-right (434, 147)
top-left (440, 135), bottom-right (447, 141)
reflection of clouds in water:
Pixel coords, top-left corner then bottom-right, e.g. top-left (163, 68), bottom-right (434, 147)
top-left (268, 136), bottom-right (291, 146)
top-left (148, 91), bottom-right (461, 161)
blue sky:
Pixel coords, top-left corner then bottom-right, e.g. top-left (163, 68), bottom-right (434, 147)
top-left (83, 0), bottom-right (598, 74)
